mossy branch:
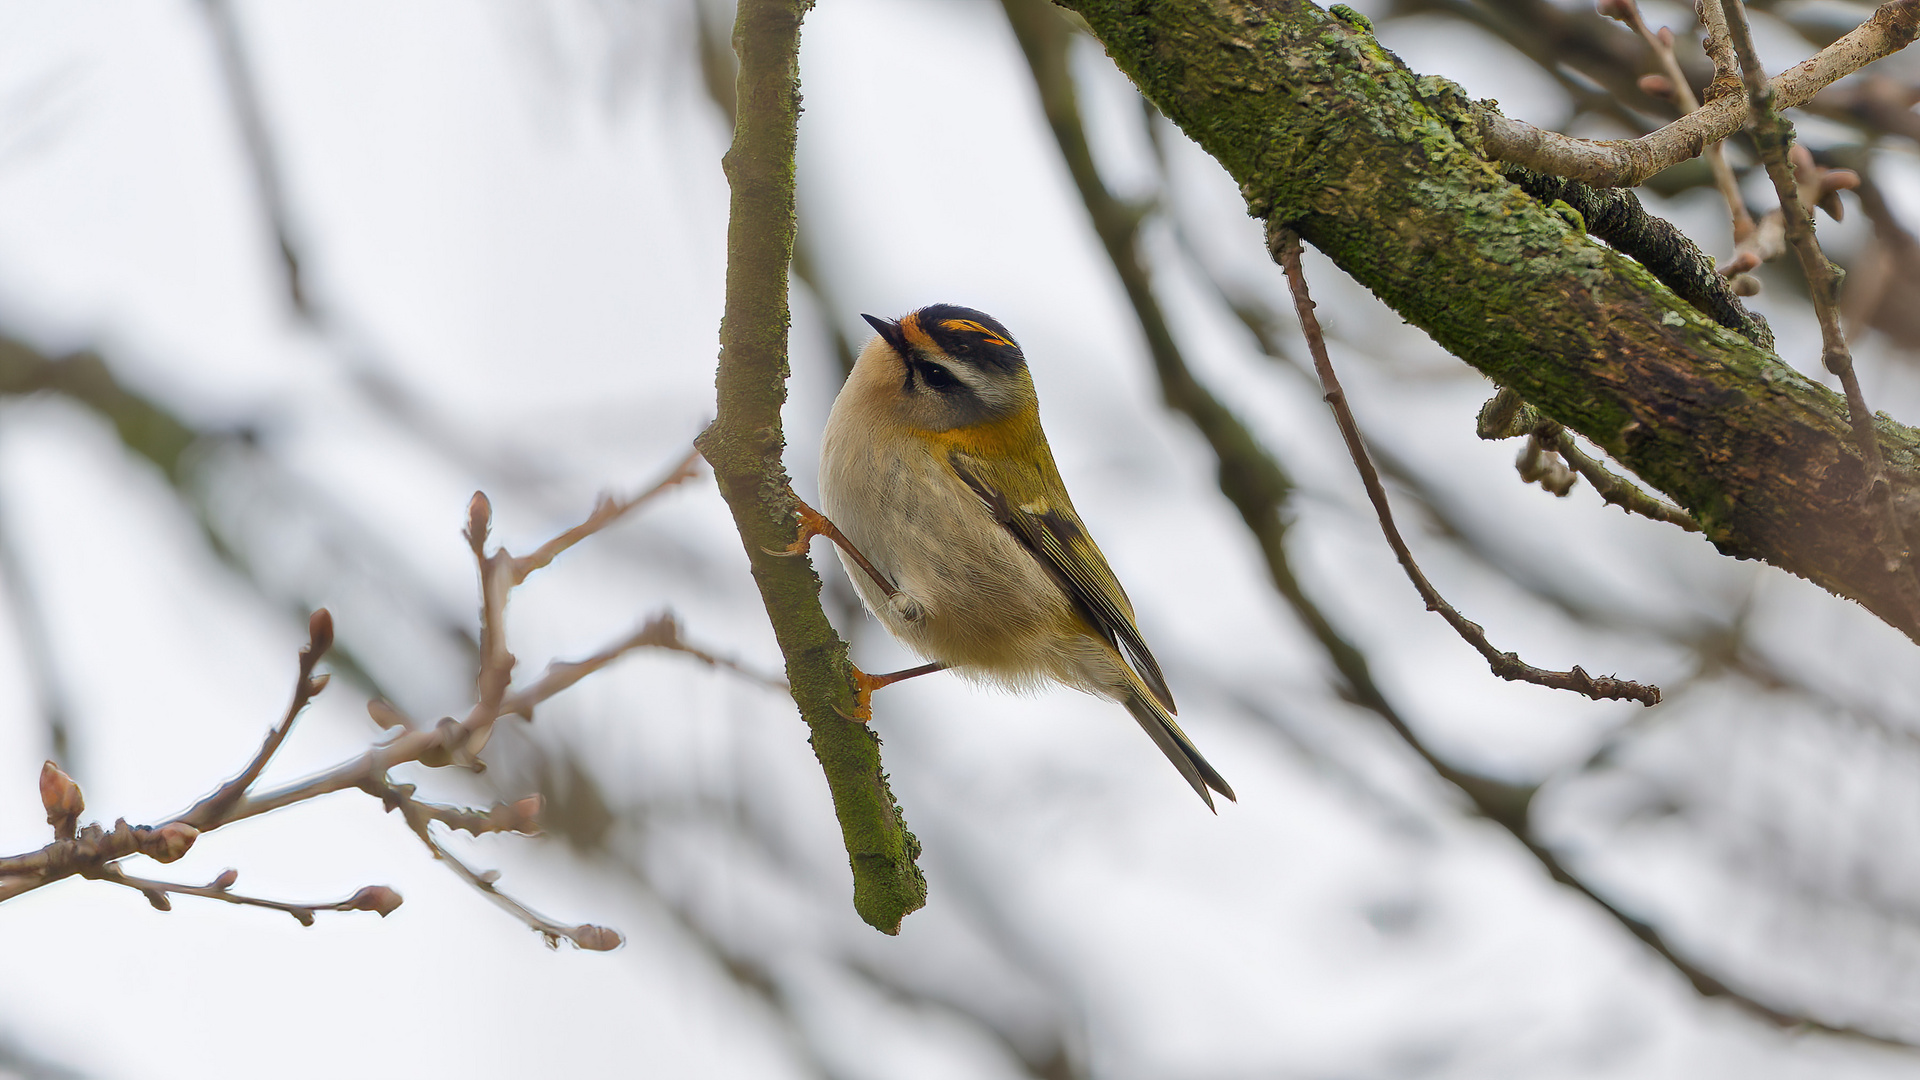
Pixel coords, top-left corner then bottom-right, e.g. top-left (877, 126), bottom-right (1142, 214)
top-left (692, 0), bottom-right (926, 934)
top-left (1060, 0), bottom-right (1920, 645)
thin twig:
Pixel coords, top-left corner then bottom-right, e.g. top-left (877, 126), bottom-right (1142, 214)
top-left (0, 511), bottom-right (74, 766)
top-left (0, 455), bottom-right (704, 938)
top-left (1273, 228), bottom-right (1661, 707)
top-left (1480, 0), bottom-right (1920, 186)
top-left (1698, 0), bottom-right (1742, 103)
top-left (500, 612), bottom-right (785, 721)
top-left (179, 610), bottom-right (334, 829)
top-left (1552, 429), bottom-right (1704, 532)
top-left (1611, 0), bottom-right (1755, 245)
top-left (1724, 0), bottom-right (1920, 621)
top-left (367, 782), bottom-right (544, 837)
top-left (90, 864), bottom-right (398, 926)
top-left (377, 777), bottom-right (619, 950)
top-left (511, 448), bottom-right (702, 584)
top-left (197, 0), bottom-right (308, 316)
top-left (1478, 388), bottom-right (1702, 531)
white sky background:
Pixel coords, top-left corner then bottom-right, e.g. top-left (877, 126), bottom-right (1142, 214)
top-left (0, 0), bottom-right (1917, 1078)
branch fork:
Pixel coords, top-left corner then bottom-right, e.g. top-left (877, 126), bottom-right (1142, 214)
top-left (0, 448), bottom-right (731, 950)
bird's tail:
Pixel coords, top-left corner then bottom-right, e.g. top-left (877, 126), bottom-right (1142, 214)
top-left (1121, 686), bottom-right (1235, 812)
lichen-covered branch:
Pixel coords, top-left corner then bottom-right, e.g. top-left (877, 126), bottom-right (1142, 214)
top-left (1061, 0), bottom-right (1920, 645)
top-left (1501, 169), bottom-right (1770, 348)
top-left (692, 0), bottom-right (926, 934)
top-left (1479, 0), bottom-right (1920, 186)
top-left (1725, 0), bottom-right (1920, 621)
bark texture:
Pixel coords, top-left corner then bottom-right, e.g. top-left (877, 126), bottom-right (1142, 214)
top-left (696, 0), bottom-right (926, 933)
top-left (1060, 0), bottom-right (1920, 642)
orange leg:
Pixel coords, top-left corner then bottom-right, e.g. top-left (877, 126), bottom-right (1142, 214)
top-left (776, 493), bottom-right (899, 598)
top-left (844, 662), bottom-right (947, 722)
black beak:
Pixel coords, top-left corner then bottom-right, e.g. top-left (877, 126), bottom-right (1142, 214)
top-left (861, 313), bottom-right (911, 358)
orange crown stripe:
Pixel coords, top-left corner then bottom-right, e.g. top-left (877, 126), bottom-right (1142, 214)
top-left (940, 319), bottom-right (1014, 348)
top-left (900, 312), bottom-right (937, 351)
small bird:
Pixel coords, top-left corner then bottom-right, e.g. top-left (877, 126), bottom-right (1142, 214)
top-left (803, 303), bottom-right (1234, 810)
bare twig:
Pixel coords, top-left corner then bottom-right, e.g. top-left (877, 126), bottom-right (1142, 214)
top-left (374, 784), bottom-right (544, 837)
top-left (92, 864), bottom-right (399, 925)
top-left (457, 493), bottom-right (518, 764)
top-left (1479, 389), bottom-right (1703, 531)
top-left (179, 609), bottom-right (334, 829)
top-left (0, 460), bottom-right (709, 942)
top-left (1552, 429), bottom-right (1703, 531)
top-left (197, 0), bottom-right (308, 315)
top-left (1606, 0), bottom-right (1755, 251)
top-left (374, 777), bottom-right (619, 950)
top-left (500, 611), bottom-right (785, 722)
top-left (1274, 227), bottom-right (1661, 707)
top-left (1480, 0), bottom-right (1920, 186)
top-left (510, 448), bottom-right (702, 584)
top-left (1724, 0), bottom-right (1920, 622)
top-left (1698, 0), bottom-right (1742, 103)
top-left (0, 513), bottom-right (74, 766)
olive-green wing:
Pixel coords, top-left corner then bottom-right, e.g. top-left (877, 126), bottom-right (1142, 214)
top-left (949, 453), bottom-right (1177, 713)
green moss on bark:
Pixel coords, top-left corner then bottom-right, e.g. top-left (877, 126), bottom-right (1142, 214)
top-left (696, 0), bottom-right (925, 933)
top-left (1063, 0), bottom-right (1920, 641)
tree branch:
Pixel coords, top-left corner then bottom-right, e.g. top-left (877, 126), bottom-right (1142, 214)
top-left (1274, 228), bottom-right (1661, 705)
top-left (0, 470), bottom-right (713, 945)
top-left (1501, 168), bottom-right (1770, 348)
top-left (1063, 0), bottom-right (1920, 645)
top-left (692, 0), bottom-right (926, 934)
top-left (510, 449), bottom-right (702, 584)
top-left (1479, 0), bottom-right (1920, 186)
top-left (1725, 0), bottom-right (1920, 622)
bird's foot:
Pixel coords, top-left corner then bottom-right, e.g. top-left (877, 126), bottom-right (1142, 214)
top-left (779, 496), bottom-right (839, 557)
top-left (768, 490), bottom-right (900, 598)
top-left (836, 661), bottom-right (948, 723)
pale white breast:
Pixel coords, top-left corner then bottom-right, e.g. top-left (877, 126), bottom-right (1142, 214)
top-left (820, 399), bottom-right (1103, 693)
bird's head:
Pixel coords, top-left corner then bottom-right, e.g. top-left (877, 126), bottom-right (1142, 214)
top-left (857, 304), bottom-right (1035, 433)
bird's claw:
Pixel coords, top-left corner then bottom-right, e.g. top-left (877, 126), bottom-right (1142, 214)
top-left (781, 499), bottom-right (838, 557)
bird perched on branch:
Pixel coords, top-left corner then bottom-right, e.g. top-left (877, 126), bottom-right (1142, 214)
top-left (794, 303), bottom-right (1234, 810)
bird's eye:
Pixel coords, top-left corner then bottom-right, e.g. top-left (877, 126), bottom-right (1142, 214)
top-left (919, 363), bottom-right (957, 390)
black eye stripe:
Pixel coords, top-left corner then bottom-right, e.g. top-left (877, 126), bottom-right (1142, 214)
top-left (919, 362), bottom-right (957, 389)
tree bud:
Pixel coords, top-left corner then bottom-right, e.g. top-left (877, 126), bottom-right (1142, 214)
top-left (572, 924), bottom-right (624, 951)
top-left (347, 885), bottom-right (403, 917)
top-left (307, 608), bottom-right (335, 658)
top-left (507, 795), bottom-right (544, 834)
top-left (141, 822), bottom-right (199, 863)
top-left (39, 761), bottom-right (84, 838)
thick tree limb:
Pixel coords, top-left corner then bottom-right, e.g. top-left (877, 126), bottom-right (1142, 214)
top-left (1062, 0), bottom-right (1920, 645)
top-left (693, 0), bottom-right (926, 934)
top-left (1726, 0), bottom-right (1920, 622)
top-left (1501, 169), bottom-right (1770, 348)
